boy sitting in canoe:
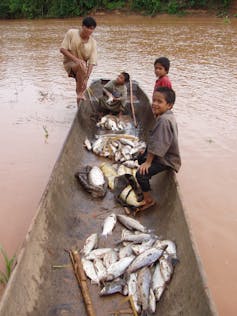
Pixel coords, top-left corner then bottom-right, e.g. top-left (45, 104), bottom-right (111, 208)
top-left (98, 72), bottom-right (130, 116)
top-left (136, 86), bottom-right (181, 212)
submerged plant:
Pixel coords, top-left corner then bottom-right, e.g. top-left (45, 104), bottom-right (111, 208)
top-left (0, 245), bottom-right (16, 285)
top-left (223, 15), bottom-right (231, 23)
top-left (43, 125), bottom-right (49, 139)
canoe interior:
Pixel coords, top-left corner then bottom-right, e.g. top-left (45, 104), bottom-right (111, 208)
top-left (0, 80), bottom-right (217, 316)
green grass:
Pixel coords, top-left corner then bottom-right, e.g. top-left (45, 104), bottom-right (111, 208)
top-left (0, 245), bottom-right (16, 285)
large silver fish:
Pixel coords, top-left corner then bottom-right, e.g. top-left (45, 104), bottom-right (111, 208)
top-left (148, 288), bottom-right (156, 314)
top-left (85, 248), bottom-right (112, 260)
top-left (106, 255), bottom-right (135, 281)
top-left (159, 255), bottom-right (174, 283)
top-left (152, 262), bottom-right (166, 301)
top-left (81, 233), bottom-right (98, 257)
top-left (101, 213), bottom-right (117, 237)
top-left (117, 214), bottom-right (148, 233)
top-left (92, 137), bottom-right (107, 155)
top-left (94, 258), bottom-right (107, 282)
top-left (131, 238), bottom-right (156, 255)
top-left (119, 244), bottom-right (133, 259)
top-left (159, 239), bottom-right (178, 265)
top-left (137, 267), bottom-right (152, 313)
top-left (81, 257), bottom-right (99, 284)
top-left (120, 232), bottom-right (154, 244)
top-left (127, 273), bottom-right (141, 313)
top-left (97, 115), bottom-right (125, 131)
top-left (88, 166), bottom-right (105, 187)
top-left (103, 249), bottom-right (118, 269)
top-left (126, 247), bottom-right (163, 274)
top-left (100, 279), bottom-right (126, 296)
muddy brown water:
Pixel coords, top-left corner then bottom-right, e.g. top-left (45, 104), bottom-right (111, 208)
top-left (0, 14), bottom-right (236, 315)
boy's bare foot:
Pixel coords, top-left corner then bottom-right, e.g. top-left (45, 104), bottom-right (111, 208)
top-left (134, 199), bottom-right (156, 215)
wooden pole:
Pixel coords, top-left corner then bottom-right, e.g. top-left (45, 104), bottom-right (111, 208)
top-left (69, 250), bottom-right (96, 316)
top-left (129, 79), bottom-right (137, 128)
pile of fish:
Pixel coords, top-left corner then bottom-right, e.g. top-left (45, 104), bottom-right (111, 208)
top-left (75, 165), bottom-right (108, 198)
top-left (84, 134), bottom-right (146, 164)
top-left (80, 214), bottom-right (178, 315)
top-left (96, 114), bottom-right (126, 131)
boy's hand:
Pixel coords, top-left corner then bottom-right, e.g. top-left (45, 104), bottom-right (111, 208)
top-left (138, 161), bottom-right (151, 175)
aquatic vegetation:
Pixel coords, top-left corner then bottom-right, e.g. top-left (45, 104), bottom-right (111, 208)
top-left (0, 245), bottom-right (15, 285)
top-left (43, 125), bottom-right (49, 139)
top-left (223, 15), bottom-right (231, 23)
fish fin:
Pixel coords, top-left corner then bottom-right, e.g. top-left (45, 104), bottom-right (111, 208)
top-left (171, 257), bottom-right (180, 266)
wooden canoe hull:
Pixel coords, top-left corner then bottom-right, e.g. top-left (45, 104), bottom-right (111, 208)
top-left (0, 80), bottom-right (217, 316)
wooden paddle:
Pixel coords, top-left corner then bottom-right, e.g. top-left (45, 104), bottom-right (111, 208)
top-left (129, 79), bottom-right (137, 128)
top-left (68, 249), bottom-right (96, 316)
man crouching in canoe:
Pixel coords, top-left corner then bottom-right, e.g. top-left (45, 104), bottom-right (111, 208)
top-left (136, 87), bottom-right (181, 212)
top-left (60, 16), bottom-right (97, 105)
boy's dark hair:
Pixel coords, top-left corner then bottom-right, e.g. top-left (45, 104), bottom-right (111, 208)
top-left (82, 16), bottom-right (97, 28)
top-left (154, 57), bottom-right (170, 73)
top-left (155, 86), bottom-right (176, 105)
top-left (121, 72), bottom-right (130, 83)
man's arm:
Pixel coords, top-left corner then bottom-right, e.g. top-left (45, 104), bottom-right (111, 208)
top-left (60, 48), bottom-right (83, 64)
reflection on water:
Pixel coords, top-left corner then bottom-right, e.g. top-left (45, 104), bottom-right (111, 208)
top-left (0, 15), bottom-right (237, 315)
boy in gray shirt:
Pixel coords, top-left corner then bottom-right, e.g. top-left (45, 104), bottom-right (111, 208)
top-left (98, 72), bottom-right (130, 116)
top-left (136, 86), bottom-right (181, 212)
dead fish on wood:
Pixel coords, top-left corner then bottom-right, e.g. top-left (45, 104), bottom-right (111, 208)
top-left (85, 248), bottom-right (113, 260)
top-left (159, 239), bottom-right (178, 265)
top-left (75, 165), bottom-right (108, 198)
top-left (106, 255), bottom-right (135, 281)
top-left (126, 247), bottom-right (164, 274)
top-left (152, 262), bottom-right (166, 301)
top-left (81, 257), bottom-right (100, 284)
top-left (119, 243), bottom-right (133, 259)
top-left (96, 114), bottom-right (125, 131)
top-left (92, 134), bottom-right (145, 163)
top-left (88, 166), bottom-right (105, 186)
top-left (84, 137), bottom-right (92, 151)
top-left (101, 213), bottom-right (117, 237)
top-left (81, 233), bottom-right (98, 256)
top-left (117, 214), bottom-right (148, 233)
top-left (149, 287), bottom-right (157, 314)
top-left (137, 267), bottom-right (152, 314)
top-left (127, 273), bottom-right (141, 313)
top-left (120, 232), bottom-right (154, 244)
top-left (159, 254), bottom-right (174, 283)
top-left (103, 249), bottom-right (118, 269)
top-left (94, 258), bottom-right (107, 282)
top-left (100, 279), bottom-right (126, 296)
top-left (131, 238), bottom-right (156, 255)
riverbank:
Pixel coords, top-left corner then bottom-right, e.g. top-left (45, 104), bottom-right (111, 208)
top-left (0, 0), bottom-right (236, 19)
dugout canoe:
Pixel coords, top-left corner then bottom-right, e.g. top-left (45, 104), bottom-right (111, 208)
top-left (0, 80), bottom-right (217, 316)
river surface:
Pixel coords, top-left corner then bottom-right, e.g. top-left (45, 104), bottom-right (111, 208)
top-left (0, 14), bottom-right (236, 315)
